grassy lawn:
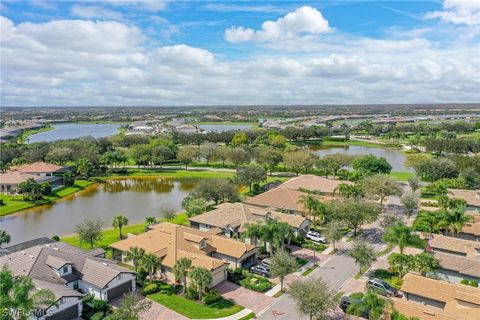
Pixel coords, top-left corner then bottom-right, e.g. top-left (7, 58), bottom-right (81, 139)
top-left (239, 312), bottom-right (256, 320)
top-left (148, 292), bottom-right (244, 319)
top-left (0, 180), bottom-right (92, 216)
top-left (61, 213), bottom-right (189, 249)
top-left (301, 267), bottom-right (315, 276)
top-left (389, 171), bottom-right (414, 181)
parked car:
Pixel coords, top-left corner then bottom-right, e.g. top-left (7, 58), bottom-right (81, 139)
top-left (261, 258), bottom-right (272, 269)
top-left (305, 231), bottom-right (327, 244)
top-left (251, 265), bottom-right (270, 277)
top-left (339, 296), bottom-right (369, 318)
top-left (367, 278), bottom-right (401, 297)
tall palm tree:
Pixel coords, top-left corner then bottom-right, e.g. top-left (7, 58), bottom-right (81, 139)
top-left (324, 221), bottom-right (343, 251)
top-left (272, 222), bottom-right (293, 251)
top-left (414, 253), bottom-right (439, 276)
top-left (443, 206), bottom-right (473, 237)
top-left (298, 194), bottom-right (319, 220)
top-left (173, 258), bottom-right (192, 295)
top-left (413, 211), bottom-right (448, 237)
top-left (383, 222), bottom-right (413, 254)
top-left (141, 253), bottom-right (162, 282)
top-left (125, 247), bottom-right (145, 273)
top-left (334, 183), bottom-right (364, 199)
top-left (189, 267), bottom-right (212, 301)
top-left (0, 229), bottom-right (11, 248)
top-left (312, 201), bottom-right (328, 225)
top-left (112, 215), bottom-right (129, 240)
top-left (242, 223), bottom-right (263, 246)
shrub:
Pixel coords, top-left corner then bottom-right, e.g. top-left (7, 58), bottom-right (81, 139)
top-left (185, 288), bottom-right (199, 301)
top-left (302, 241), bottom-right (326, 252)
top-left (202, 289), bottom-right (222, 305)
top-left (227, 268), bottom-right (245, 284)
top-left (389, 277), bottom-right (403, 290)
top-left (143, 283), bottom-right (159, 295)
top-left (88, 299), bottom-right (110, 314)
top-left (461, 279), bottom-right (470, 285)
top-left (239, 274), bottom-right (273, 292)
top-left (51, 235), bottom-right (60, 241)
top-left (90, 312), bottom-right (105, 320)
top-left (469, 280), bottom-right (478, 287)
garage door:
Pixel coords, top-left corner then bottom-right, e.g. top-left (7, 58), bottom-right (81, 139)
top-left (46, 304), bottom-right (79, 320)
top-left (107, 280), bottom-right (132, 301)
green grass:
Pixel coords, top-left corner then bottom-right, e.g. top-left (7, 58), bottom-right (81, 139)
top-left (148, 292), bottom-right (244, 319)
top-left (301, 267), bottom-right (315, 276)
top-left (0, 180), bottom-right (92, 216)
top-left (389, 171), bottom-right (414, 181)
top-left (273, 290), bottom-right (285, 298)
top-left (61, 213), bottom-right (189, 249)
top-left (238, 312), bottom-right (256, 320)
top-left (16, 125), bottom-right (54, 143)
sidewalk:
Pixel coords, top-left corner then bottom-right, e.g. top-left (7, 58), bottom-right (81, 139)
top-left (192, 308), bottom-right (253, 320)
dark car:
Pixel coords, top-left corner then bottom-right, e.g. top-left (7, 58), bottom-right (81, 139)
top-left (367, 278), bottom-right (401, 297)
top-left (339, 296), bottom-right (369, 319)
top-left (250, 265), bottom-right (270, 277)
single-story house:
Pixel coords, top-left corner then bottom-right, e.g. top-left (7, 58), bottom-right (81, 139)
top-left (11, 162), bottom-right (70, 177)
top-left (110, 222), bottom-right (258, 287)
top-left (244, 187), bottom-right (334, 215)
top-left (447, 189), bottom-right (480, 213)
top-left (398, 273), bottom-right (480, 320)
top-left (0, 171), bottom-right (43, 193)
top-left (189, 202), bottom-right (311, 239)
top-left (0, 241), bottom-right (135, 320)
top-left (277, 174), bottom-right (353, 196)
top-left (427, 234), bottom-right (480, 258)
top-left (459, 215), bottom-right (480, 242)
top-left (432, 252), bottom-right (480, 284)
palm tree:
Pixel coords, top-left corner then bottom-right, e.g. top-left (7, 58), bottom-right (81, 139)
top-left (125, 247), bottom-right (145, 273)
top-left (407, 175), bottom-right (421, 192)
top-left (0, 229), bottom-right (11, 248)
top-left (414, 253), bottom-right (439, 276)
top-left (443, 206), bottom-right (473, 237)
top-left (312, 201), bottom-right (328, 225)
top-left (272, 221), bottom-right (293, 251)
top-left (383, 222), bottom-right (413, 254)
top-left (145, 216), bottom-right (157, 227)
top-left (324, 220), bottom-right (343, 252)
top-left (387, 253), bottom-right (414, 278)
top-left (242, 223), bottom-right (263, 246)
top-left (413, 211), bottom-right (448, 237)
top-left (112, 215), bottom-right (129, 240)
top-left (189, 267), bottom-right (212, 301)
top-left (173, 258), bottom-right (192, 295)
top-left (298, 194), bottom-right (319, 220)
top-left (334, 183), bottom-right (364, 199)
top-left (141, 253), bottom-right (162, 282)
top-left (349, 241), bottom-right (377, 273)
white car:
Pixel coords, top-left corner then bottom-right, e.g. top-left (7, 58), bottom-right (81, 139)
top-left (305, 231), bottom-right (327, 244)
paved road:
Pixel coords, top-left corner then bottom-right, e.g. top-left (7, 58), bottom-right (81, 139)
top-left (257, 254), bottom-right (357, 320)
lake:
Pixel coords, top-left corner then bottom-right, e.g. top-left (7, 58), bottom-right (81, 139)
top-left (309, 144), bottom-right (411, 172)
top-left (28, 123), bottom-right (121, 143)
top-left (198, 123), bottom-right (254, 132)
top-left (1, 178), bottom-right (195, 245)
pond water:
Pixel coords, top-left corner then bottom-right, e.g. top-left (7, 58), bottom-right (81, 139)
top-left (309, 144), bottom-right (411, 172)
top-left (28, 123), bottom-right (121, 143)
top-left (1, 178), bottom-right (195, 245)
top-left (198, 123), bottom-right (254, 132)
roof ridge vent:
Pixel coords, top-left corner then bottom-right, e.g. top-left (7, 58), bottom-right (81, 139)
top-left (102, 262), bottom-right (108, 266)
top-left (53, 248), bottom-right (59, 251)
top-left (29, 255), bottom-right (35, 259)
top-left (21, 251), bottom-right (26, 255)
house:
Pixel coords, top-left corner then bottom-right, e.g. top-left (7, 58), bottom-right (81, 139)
top-left (432, 252), bottom-right (480, 284)
top-left (0, 171), bottom-right (43, 193)
top-left (11, 162), bottom-right (70, 177)
top-left (244, 187), bottom-right (334, 215)
top-left (277, 174), bottom-right (353, 196)
top-left (110, 222), bottom-right (257, 287)
top-left (427, 234), bottom-right (480, 258)
top-left (398, 273), bottom-right (480, 320)
top-left (460, 215), bottom-right (480, 242)
top-left (188, 202), bottom-right (311, 239)
top-left (447, 189), bottom-right (480, 212)
top-left (0, 241), bottom-right (135, 320)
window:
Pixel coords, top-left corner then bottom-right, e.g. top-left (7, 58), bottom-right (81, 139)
top-left (116, 274), bottom-right (122, 280)
top-left (60, 298), bottom-right (66, 304)
top-left (63, 266), bottom-right (68, 274)
top-left (72, 281), bottom-right (79, 290)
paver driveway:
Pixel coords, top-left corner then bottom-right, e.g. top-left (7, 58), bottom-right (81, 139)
top-left (215, 281), bottom-right (275, 314)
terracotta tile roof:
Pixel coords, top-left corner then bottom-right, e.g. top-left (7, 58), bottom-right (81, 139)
top-left (244, 188), bottom-right (334, 212)
top-left (188, 202), bottom-right (308, 230)
top-left (430, 234), bottom-right (480, 258)
top-left (392, 298), bottom-right (460, 320)
top-left (11, 162), bottom-right (66, 174)
top-left (0, 171), bottom-right (42, 184)
top-left (448, 189), bottom-right (480, 207)
top-left (434, 252), bottom-right (480, 278)
top-left (462, 215), bottom-right (480, 236)
top-left (400, 273), bottom-right (480, 320)
top-left (278, 174), bottom-right (352, 194)
top-left (110, 222), bottom-right (256, 270)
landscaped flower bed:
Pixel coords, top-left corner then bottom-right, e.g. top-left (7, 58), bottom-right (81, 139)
top-left (228, 269), bottom-right (273, 293)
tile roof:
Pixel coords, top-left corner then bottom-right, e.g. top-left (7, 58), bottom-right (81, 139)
top-left (0, 241), bottom-right (133, 295)
top-left (448, 189), bottom-right (480, 207)
top-left (434, 252), bottom-right (480, 278)
top-left (188, 202), bottom-right (308, 230)
top-left (0, 171), bottom-right (42, 184)
top-left (278, 174), bottom-right (352, 194)
top-left (462, 215), bottom-right (480, 237)
top-left (429, 234), bottom-right (480, 258)
top-left (244, 187), bottom-right (334, 212)
top-left (392, 298), bottom-right (460, 320)
top-left (11, 162), bottom-right (66, 174)
top-left (110, 222), bottom-right (257, 270)
top-left (400, 273), bottom-right (480, 320)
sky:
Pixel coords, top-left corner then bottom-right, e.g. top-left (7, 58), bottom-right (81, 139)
top-left (1, 0), bottom-right (479, 107)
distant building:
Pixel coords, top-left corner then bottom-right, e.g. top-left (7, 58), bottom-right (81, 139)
top-left (447, 189), bottom-right (480, 212)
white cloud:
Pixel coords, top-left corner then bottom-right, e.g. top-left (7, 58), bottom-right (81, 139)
top-left (225, 6), bottom-right (331, 43)
top-left (202, 3), bottom-right (287, 14)
top-left (71, 5), bottom-right (124, 21)
top-left (425, 0), bottom-right (480, 26)
top-left (1, 16), bottom-right (478, 106)
top-left (104, 0), bottom-right (168, 12)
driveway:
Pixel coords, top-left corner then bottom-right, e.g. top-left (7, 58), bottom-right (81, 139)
top-left (215, 281), bottom-right (275, 314)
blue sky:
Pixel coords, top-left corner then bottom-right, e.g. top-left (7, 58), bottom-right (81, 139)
top-left (1, 1), bottom-right (479, 106)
